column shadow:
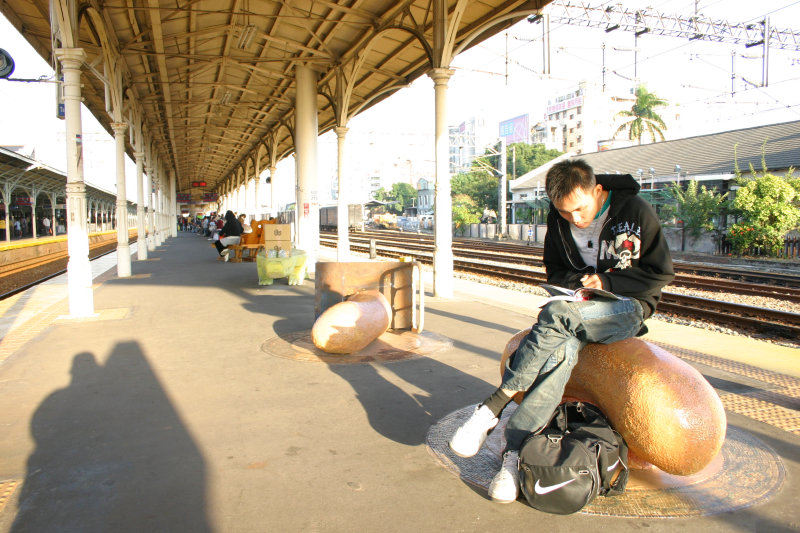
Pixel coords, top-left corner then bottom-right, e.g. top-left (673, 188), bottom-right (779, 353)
top-left (12, 342), bottom-right (212, 533)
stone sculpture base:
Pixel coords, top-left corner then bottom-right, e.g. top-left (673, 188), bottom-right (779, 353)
top-left (501, 333), bottom-right (726, 475)
top-left (426, 404), bottom-right (784, 518)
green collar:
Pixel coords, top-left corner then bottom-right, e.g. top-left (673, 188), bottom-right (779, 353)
top-left (594, 191), bottom-right (612, 220)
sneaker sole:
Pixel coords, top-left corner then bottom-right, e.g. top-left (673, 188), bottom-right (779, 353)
top-left (448, 442), bottom-right (480, 458)
top-left (490, 495), bottom-right (517, 504)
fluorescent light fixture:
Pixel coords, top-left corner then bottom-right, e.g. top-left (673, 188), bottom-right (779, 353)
top-left (605, 24), bottom-right (620, 33)
top-left (236, 24), bottom-right (257, 49)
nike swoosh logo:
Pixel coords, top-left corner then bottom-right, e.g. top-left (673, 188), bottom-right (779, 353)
top-left (607, 459), bottom-right (620, 472)
top-left (534, 478), bottom-right (576, 495)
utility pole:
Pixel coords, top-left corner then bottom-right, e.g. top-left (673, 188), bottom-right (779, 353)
top-left (512, 144), bottom-right (516, 179)
top-left (762, 17), bottom-right (770, 87)
top-left (498, 139), bottom-right (507, 238)
top-left (505, 32), bottom-right (510, 86)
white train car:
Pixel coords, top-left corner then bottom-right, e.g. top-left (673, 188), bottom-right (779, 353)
top-left (319, 204), bottom-right (365, 231)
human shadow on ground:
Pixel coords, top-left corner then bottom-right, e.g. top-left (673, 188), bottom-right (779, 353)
top-left (12, 342), bottom-right (212, 533)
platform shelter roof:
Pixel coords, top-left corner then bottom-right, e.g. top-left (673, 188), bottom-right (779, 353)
top-left (572, 120), bottom-right (800, 180)
top-left (1, 0), bottom-right (551, 199)
top-left (0, 146), bottom-right (121, 207)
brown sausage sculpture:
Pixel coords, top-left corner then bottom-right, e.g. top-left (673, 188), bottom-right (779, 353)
top-left (501, 330), bottom-right (726, 475)
top-left (312, 290), bottom-right (392, 354)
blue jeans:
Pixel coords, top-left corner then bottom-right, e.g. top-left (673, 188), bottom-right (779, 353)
top-left (502, 297), bottom-right (644, 452)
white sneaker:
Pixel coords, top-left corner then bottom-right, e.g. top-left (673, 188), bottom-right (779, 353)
top-left (221, 248), bottom-right (230, 256)
top-left (223, 252), bottom-right (230, 262)
top-left (488, 450), bottom-right (519, 504)
top-left (449, 404), bottom-right (498, 457)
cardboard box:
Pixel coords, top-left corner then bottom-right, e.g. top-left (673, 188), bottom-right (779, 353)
top-left (263, 223), bottom-right (292, 252)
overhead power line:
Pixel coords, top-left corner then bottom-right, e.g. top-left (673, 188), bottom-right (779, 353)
top-left (537, 1), bottom-right (800, 51)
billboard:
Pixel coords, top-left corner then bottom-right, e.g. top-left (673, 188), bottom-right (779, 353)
top-left (499, 114), bottom-right (529, 144)
top-left (546, 94), bottom-right (583, 115)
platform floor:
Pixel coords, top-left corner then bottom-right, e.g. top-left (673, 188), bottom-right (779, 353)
top-left (0, 232), bottom-right (798, 532)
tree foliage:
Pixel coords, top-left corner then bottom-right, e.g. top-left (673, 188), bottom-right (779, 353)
top-left (475, 143), bottom-right (562, 180)
top-left (505, 143), bottom-right (564, 179)
top-left (451, 194), bottom-right (481, 235)
top-left (614, 85), bottom-right (667, 145)
top-left (451, 171), bottom-right (498, 212)
top-left (728, 171), bottom-right (799, 256)
top-left (453, 143), bottom-right (562, 212)
top-left (667, 180), bottom-right (728, 238)
top-left (374, 182), bottom-right (418, 214)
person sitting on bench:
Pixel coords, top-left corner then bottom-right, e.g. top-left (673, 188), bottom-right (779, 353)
top-left (448, 158), bottom-right (674, 504)
top-left (214, 210), bottom-right (243, 261)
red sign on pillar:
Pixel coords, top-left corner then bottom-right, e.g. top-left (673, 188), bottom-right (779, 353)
top-left (303, 202), bottom-right (309, 217)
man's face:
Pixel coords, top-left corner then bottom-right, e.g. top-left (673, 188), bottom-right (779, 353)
top-left (552, 183), bottom-right (604, 229)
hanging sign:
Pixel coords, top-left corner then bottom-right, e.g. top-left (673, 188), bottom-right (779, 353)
top-left (15, 197), bottom-right (31, 206)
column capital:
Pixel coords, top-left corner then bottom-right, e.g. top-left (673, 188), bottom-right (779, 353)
top-left (111, 122), bottom-right (128, 134)
top-left (269, 166), bottom-right (277, 173)
top-left (133, 151), bottom-right (145, 159)
top-left (428, 67), bottom-right (455, 85)
top-left (54, 48), bottom-right (87, 67)
top-left (334, 126), bottom-right (349, 138)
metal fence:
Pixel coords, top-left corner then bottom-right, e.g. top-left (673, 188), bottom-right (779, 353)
top-left (715, 236), bottom-right (800, 259)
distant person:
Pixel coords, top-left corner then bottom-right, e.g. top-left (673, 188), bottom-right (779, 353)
top-left (238, 214), bottom-right (252, 234)
top-left (481, 208), bottom-right (497, 224)
top-left (42, 216), bottom-right (51, 235)
top-left (14, 218), bottom-right (21, 238)
top-left (448, 158), bottom-right (674, 504)
top-left (213, 210), bottom-right (243, 261)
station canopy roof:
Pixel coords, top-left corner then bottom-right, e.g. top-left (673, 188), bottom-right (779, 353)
top-left (1, 0), bottom-right (551, 196)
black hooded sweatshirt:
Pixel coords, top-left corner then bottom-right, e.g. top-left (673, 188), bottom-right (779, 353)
top-left (543, 174), bottom-right (674, 319)
top-left (220, 211), bottom-right (243, 237)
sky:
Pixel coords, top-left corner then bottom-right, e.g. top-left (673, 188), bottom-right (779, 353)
top-left (1, 0), bottom-right (799, 208)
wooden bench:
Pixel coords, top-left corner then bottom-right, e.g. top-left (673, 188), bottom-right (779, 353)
top-left (212, 242), bottom-right (262, 262)
top-left (226, 243), bottom-right (264, 263)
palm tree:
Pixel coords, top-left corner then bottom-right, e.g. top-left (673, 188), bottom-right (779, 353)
top-left (614, 86), bottom-right (667, 144)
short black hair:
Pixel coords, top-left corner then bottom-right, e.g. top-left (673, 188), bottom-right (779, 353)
top-left (545, 159), bottom-right (596, 203)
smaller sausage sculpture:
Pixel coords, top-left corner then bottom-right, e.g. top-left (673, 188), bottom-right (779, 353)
top-left (312, 290), bottom-right (392, 354)
top-left (501, 330), bottom-right (726, 476)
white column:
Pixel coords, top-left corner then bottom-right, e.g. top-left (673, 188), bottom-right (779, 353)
top-left (170, 169), bottom-right (177, 237)
top-left (155, 184), bottom-right (163, 246)
top-left (335, 126), bottom-right (350, 261)
top-left (112, 122), bottom-right (131, 277)
top-left (294, 64), bottom-right (319, 268)
top-left (146, 165), bottom-right (155, 251)
top-left (55, 48), bottom-right (94, 317)
top-left (269, 166), bottom-right (277, 217)
top-left (254, 176), bottom-right (261, 220)
top-left (244, 176), bottom-right (250, 216)
top-left (429, 68), bottom-right (455, 298)
top-left (235, 181), bottom-right (241, 214)
top-left (135, 153), bottom-right (148, 259)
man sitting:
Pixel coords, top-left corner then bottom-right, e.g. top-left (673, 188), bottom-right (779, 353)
top-left (449, 159), bottom-right (674, 503)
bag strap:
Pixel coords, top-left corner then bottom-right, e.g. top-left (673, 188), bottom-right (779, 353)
top-left (605, 429), bottom-right (629, 495)
top-left (533, 402), bottom-right (569, 435)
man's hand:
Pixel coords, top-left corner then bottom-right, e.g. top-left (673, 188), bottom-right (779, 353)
top-left (580, 273), bottom-right (603, 289)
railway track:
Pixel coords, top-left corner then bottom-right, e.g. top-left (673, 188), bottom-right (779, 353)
top-left (321, 230), bottom-right (800, 340)
top-left (323, 230), bottom-right (800, 301)
top-left (0, 237), bottom-right (135, 300)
